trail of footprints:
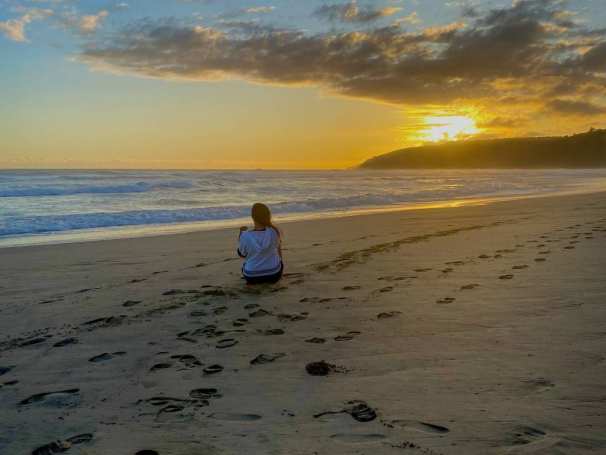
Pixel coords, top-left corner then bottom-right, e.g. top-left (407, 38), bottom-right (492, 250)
top-left (431, 217), bottom-right (606, 306)
top-left (4, 216), bottom-right (606, 454)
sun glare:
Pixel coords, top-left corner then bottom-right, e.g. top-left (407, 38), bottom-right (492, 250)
top-left (422, 115), bottom-right (479, 142)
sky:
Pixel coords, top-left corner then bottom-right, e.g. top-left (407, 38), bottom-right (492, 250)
top-left (1, 0), bottom-right (605, 169)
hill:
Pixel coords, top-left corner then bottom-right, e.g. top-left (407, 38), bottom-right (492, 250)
top-left (360, 129), bottom-right (606, 169)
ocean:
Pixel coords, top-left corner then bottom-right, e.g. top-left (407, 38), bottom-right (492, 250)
top-left (1, 169), bottom-right (605, 247)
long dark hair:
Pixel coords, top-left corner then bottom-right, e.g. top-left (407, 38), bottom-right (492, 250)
top-left (251, 203), bottom-right (280, 238)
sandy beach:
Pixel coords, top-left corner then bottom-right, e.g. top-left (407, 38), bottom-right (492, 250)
top-left (1, 190), bottom-right (606, 455)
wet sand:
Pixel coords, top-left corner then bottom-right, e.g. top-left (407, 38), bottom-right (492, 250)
top-left (1, 191), bottom-right (606, 454)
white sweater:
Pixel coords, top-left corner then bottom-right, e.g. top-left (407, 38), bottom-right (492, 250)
top-left (238, 228), bottom-right (282, 277)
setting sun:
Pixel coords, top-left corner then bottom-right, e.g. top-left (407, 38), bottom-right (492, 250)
top-left (422, 116), bottom-right (480, 142)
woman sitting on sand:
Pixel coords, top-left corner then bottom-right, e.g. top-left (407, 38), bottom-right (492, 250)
top-left (238, 203), bottom-right (283, 284)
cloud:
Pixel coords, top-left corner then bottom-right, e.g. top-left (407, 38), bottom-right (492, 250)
top-left (79, 11), bottom-right (109, 33)
top-left (0, 18), bottom-right (29, 42)
top-left (547, 99), bottom-right (606, 116)
top-left (59, 9), bottom-right (109, 35)
top-left (217, 5), bottom-right (275, 19)
top-left (0, 8), bottom-right (53, 42)
top-left (314, 1), bottom-right (401, 23)
top-left (578, 41), bottom-right (606, 71)
top-left (112, 3), bottom-right (129, 11)
top-left (393, 11), bottom-right (420, 26)
top-left (245, 6), bottom-right (275, 14)
top-left (478, 116), bottom-right (526, 129)
top-left (77, 0), bottom-right (606, 119)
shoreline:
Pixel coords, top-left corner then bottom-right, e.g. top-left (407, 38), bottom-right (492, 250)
top-left (2, 183), bottom-right (605, 250)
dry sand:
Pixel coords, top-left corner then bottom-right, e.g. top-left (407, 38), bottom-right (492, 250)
top-left (1, 191), bottom-right (606, 454)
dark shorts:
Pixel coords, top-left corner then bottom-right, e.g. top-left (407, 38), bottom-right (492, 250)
top-left (243, 262), bottom-right (284, 285)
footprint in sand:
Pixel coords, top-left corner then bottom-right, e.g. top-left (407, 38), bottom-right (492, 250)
top-left (261, 328), bottom-right (285, 335)
top-left (89, 352), bottom-right (126, 363)
top-left (378, 286), bottom-right (393, 293)
top-left (150, 363), bottom-right (172, 372)
top-left (249, 309), bottom-right (271, 318)
top-left (19, 389), bottom-right (80, 407)
top-left (19, 336), bottom-right (48, 347)
top-left (53, 337), bottom-right (78, 347)
top-left (523, 377), bottom-right (555, 392)
top-left (504, 425), bottom-right (547, 446)
top-left (512, 265), bottom-right (529, 270)
top-left (213, 306), bottom-right (228, 315)
top-left (535, 257), bottom-right (547, 262)
top-left (499, 274), bottom-right (514, 280)
top-left (75, 288), bottom-right (97, 294)
top-left (330, 434), bottom-right (387, 443)
top-left (315, 401), bottom-right (376, 422)
top-left (349, 402), bottom-right (377, 422)
top-left (123, 300), bottom-right (142, 307)
top-left (277, 313), bottom-right (307, 322)
top-left (170, 354), bottom-right (202, 368)
top-left (33, 434), bottom-right (93, 455)
top-left (0, 366), bottom-right (13, 376)
top-left (306, 361), bottom-right (347, 376)
top-left (189, 310), bottom-right (208, 317)
top-left (445, 260), bottom-right (465, 266)
top-left (232, 318), bottom-right (248, 327)
top-left (216, 338), bottom-right (238, 349)
top-left (342, 285), bottom-right (361, 291)
top-left (203, 364), bottom-right (223, 375)
top-left (82, 316), bottom-right (124, 331)
top-left (377, 311), bottom-right (401, 319)
top-left (250, 353), bottom-right (286, 365)
top-left (209, 413), bottom-right (262, 422)
top-left (177, 332), bottom-right (198, 344)
top-left (162, 289), bottom-right (186, 296)
top-left (334, 331), bottom-right (361, 342)
top-left (305, 337), bottom-right (326, 344)
top-left (38, 297), bottom-right (64, 305)
top-left (391, 420), bottom-right (450, 434)
top-left (460, 284), bottom-right (479, 290)
top-left (190, 388), bottom-right (222, 400)
top-left (436, 297), bottom-right (456, 304)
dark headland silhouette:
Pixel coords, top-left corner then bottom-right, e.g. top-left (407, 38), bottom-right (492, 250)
top-left (360, 128), bottom-right (606, 169)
